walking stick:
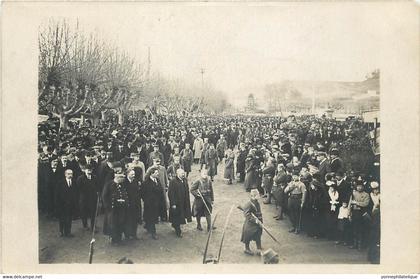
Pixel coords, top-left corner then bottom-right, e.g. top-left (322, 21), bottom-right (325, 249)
top-left (237, 206), bottom-right (280, 244)
top-left (298, 205), bottom-right (303, 232)
top-left (88, 195), bottom-right (101, 264)
top-left (203, 213), bottom-right (219, 264)
top-left (197, 189), bottom-right (212, 216)
top-left (215, 205), bottom-right (234, 263)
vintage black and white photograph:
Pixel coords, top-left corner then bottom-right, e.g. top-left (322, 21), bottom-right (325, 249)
top-left (34, 7), bottom-right (385, 265)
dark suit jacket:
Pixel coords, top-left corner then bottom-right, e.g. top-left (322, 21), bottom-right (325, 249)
top-left (168, 177), bottom-right (192, 224)
top-left (318, 159), bottom-right (331, 183)
top-left (55, 178), bottom-right (77, 215)
top-left (76, 174), bottom-right (99, 211)
top-left (331, 157), bottom-right (344, 174)
top-left (125, 178), bottom-right (141, 211)
top-left (140, 178), bottom-right (165, 224)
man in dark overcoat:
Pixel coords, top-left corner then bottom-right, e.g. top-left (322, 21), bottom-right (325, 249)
top-left (55, 169), bottom-right (77, 237)
top-left (124, 169), bottom-right (142, 239)
top-left (317, 152), bottom-right (331, 184)
top-left (107, 173), bottom-right (130, 245)
top-left (168, 168), bottom-right (192, 237)
top-left (77, 166), bottom-right (99, 231)
top-left (236, 143), bottom-right (247, 183)
top-left (140, 167), bottom-right (165, 240)
top-left (330, 148), bottom-right (344, 174)
top-left (46, 157), bottom-right (61, 218)
top-left (241, 189), bottom-right (263, 255)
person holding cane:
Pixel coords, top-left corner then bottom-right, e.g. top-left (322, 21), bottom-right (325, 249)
top-left (191, 168), bottom-right (215, 232)
top-left (240, 189), bottom-right (264, 256)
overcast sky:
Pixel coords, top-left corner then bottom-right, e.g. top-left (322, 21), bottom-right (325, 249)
top-left (68, 4), bottom-right (387, 103)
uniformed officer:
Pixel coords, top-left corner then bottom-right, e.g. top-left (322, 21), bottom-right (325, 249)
top-left (190, 168), bottom-right (215, 232)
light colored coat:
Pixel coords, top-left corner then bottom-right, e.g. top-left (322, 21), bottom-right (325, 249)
top-left (193, 138), bottom-right (204, 159)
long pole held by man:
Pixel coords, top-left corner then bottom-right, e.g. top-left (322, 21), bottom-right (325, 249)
top-left (88, 195), bottom-right (101, 264)
top-left (197, 189), bottom-right (211, 215)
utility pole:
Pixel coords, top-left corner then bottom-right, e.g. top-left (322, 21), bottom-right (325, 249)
top-left (200, 68), bottom-right (205, 89)
top-left (147, 46), bottom-right (151, 84)
top-left (311, 85), bottom-right (316, 114)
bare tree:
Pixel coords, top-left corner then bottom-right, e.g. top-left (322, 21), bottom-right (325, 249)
top-left (39, 19), bottom-right (145, 127)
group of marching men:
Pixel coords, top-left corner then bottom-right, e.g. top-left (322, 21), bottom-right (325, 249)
top-left (38, 113), bottom-right (380, 262)
top-left (39, 147), bottom-right (217, 243)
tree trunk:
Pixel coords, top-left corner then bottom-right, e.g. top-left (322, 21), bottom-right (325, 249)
top-left (59, 113), bottom-right (69, 130)
top-left (117, 110), bottom-right (124, 125)
top-left (101, 110), bottom-right (107, 122)
top-left (92, 113), bottom-right (101, 127)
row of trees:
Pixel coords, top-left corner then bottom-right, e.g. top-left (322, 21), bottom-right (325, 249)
top-left (39, 19), bottom-right (228, 129)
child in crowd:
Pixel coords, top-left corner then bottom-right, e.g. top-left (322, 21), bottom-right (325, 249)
top-left (336, 202), bottom-right (352, 246)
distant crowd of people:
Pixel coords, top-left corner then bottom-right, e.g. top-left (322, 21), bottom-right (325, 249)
top-left (38, 113), bottom-right (380, 263)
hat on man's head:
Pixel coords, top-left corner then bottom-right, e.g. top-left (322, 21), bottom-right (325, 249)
top-left (301, 172), bottom-right (312, 182)
top-left (370, 181), bottom-right (379, 189)
top-left (355, 179), bottom-right (364, 186)
top-left (330, 148), bottom-right (339, 156)
top-left (250, 189), bottom-right (259, 196)
top-left (335, 171), bottom-right (344, 177)
top-left (50, 155), bottom-right (59, 162)
top-left (326, 180), bottom-right (336, 187)
top-left (317, 151), bottom-right (327, 157)
top-left (83, 164), bottom-right (93, 171)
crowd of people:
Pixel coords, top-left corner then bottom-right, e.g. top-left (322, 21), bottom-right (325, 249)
top-left (38, 112), bottom-right (380, 263)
